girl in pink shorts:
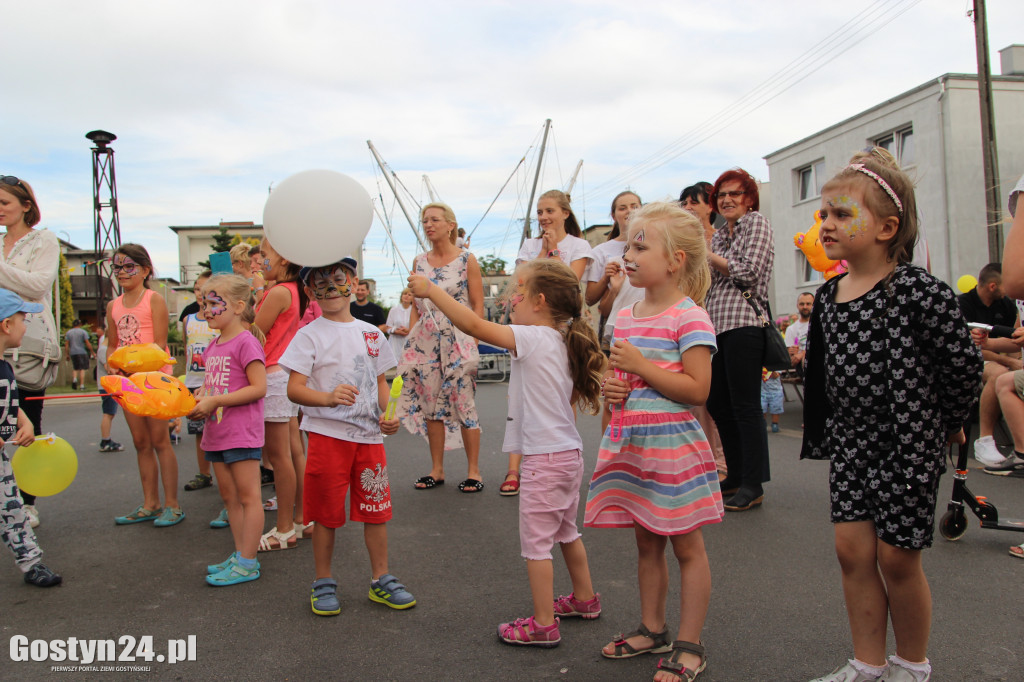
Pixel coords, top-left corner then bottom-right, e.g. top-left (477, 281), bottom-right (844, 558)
top-left (409, 258), bottom-right (606, 648)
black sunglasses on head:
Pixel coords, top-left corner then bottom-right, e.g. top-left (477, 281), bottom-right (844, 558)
top-left (0, 176), bottom-right (25, 189)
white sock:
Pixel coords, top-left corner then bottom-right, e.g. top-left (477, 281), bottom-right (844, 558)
top-left (889, 654), bottom-right (931, 678)
top-left (850, 659), bottom-right (887, 678)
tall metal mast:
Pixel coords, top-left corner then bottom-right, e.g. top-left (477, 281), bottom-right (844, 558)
top-left (367, 140), bottom-right (428, 252)
top-left (87, 130), bottom-right (121, 321)
top-left (521, 118), bottom-right (551, 247)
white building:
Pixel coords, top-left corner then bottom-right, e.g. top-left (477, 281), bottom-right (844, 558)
top-left (169, 221), bottom-right (264, 286)
top-left (764, 44), bottom-right (1024, 312)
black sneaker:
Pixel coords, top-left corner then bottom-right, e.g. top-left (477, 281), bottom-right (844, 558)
top-left (71, 380), bottom-right (78, 391)
top-left (184, 473), bottom-right (213, 491)
top-left (260, 467), bottom-right (275, 487)
top-left (25, 563), bottom-right (62, 587)
top-left (99, 439), bottom-right (124, 453)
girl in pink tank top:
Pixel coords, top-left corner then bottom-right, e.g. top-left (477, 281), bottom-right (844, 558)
top-left (252, 237), bottom-right (309, 549)
top-left (105, 244), bottom-right (184, 528)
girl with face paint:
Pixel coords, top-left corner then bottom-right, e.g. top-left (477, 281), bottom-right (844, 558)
top-left (190, 274), bottom-right (268, 585)
top-left (803, 150), bottom-right (982, 682)
top-left (106, 244), bottom-right (185, 529)
top-left (584, 202), bottom-right (720, 681)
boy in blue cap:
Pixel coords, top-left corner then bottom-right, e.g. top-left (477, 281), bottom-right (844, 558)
top-left (0, 288), bottom-right (62, 586)
top-left (279, 258), bottom-right (414, 616)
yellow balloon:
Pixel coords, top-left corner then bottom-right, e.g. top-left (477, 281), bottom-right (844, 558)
top-left (957, 274), bottom-right (978, 294)
top-left (12, 436), bottom-right (78, 497)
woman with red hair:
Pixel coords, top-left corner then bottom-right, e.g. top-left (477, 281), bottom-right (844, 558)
top-left (704, 169), bottom-right (774, 512)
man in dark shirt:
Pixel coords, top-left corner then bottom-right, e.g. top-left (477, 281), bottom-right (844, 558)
top-left (958, 263), bottom-right (1017, 332)
top-left (957, 263), bottom-right (1023, 467)
top-left (350, 281), bottom-right (388, 333)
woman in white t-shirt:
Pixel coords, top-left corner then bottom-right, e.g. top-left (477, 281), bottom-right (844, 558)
top-left (385, 288), bottom-right (414, 362)
top-left (516, 190), bottom-right (593, 280)
top-left (584, 191), bottom-right (642, 435)
top-left (503, 189), bottom-right (593, 495)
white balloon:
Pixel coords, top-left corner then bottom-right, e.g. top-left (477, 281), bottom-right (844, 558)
top-left (262, 170), bottom-right (373, 267)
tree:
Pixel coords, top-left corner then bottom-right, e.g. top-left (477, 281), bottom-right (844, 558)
top-left (478, 254), bottom-right (507, 276)
top-left (198, 226), bottom-right (235, 269)
top-left (55, 252), bottom-right (73, 335)
top-left (229, 235), bottom-right (261, 250)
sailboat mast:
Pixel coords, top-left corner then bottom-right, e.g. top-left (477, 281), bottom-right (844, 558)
top-left (367, 140), bottom-right (428, 252)
top-left (521, 118), bottom-right (551, 247)
top-left (423, 175), bottom-right (440, 203)
top-left (564, 160), bottom-right (583, 197)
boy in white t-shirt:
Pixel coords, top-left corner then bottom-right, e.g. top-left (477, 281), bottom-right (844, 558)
top-left (279, 258), bottom-right (414, 617)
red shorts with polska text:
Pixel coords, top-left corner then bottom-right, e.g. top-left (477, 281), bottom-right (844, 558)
top-left (303, 431), bottom-right (392, 528)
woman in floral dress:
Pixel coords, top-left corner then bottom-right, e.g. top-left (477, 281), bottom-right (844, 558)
top-left (397, 203), bottom-right (486, 493)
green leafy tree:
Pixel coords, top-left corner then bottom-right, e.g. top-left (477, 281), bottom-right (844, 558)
top-left (55, 252), bottom-right (74, 335)
top-left (478, 254), bottom-right (507, 276)
top-left (198, 226), bottom-right (235, 269)
top-left (229, 235), bottom-right (261, 250)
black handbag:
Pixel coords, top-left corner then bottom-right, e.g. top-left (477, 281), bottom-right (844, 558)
top-left (741, 290), bottom-right (791, 372)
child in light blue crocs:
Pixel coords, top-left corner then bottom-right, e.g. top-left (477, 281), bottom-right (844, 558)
top-left (280, 259), bottom-right (414, 616)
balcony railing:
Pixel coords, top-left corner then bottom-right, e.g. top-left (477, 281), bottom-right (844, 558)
top-left (70, 275), bottom-right (115, 300)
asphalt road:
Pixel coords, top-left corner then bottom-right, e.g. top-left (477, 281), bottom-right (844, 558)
top-left (3, 384), bottom-right (1022, 681)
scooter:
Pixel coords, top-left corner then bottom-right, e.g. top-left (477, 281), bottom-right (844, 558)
top-left (939, 427), bottom-right (1024, 541)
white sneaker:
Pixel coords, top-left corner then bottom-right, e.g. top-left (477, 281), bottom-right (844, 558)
top-left (880, 657), bottom-right (930, 681)
top-left (810, 660), bottom-right (885, 682)
top-left (24, 505), bottom-right (40, 528)
top-left (973, 436), bottom-right (1008, 466)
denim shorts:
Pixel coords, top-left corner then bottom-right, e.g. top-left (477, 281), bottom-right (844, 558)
top-left (205, 447), bottom-right (263, 464)
top-left (100, 390), bottom-right (118, 416)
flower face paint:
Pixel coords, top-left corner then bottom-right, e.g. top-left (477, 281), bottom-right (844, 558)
top-left (203, 290), bottom-right (228, 318)
top-left (307, 265), bottom-right (352, 300)
top-left (832, 195), bottom-right (866, 240)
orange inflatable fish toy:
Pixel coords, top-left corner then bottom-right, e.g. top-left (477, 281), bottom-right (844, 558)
top-left (100, 372), bottom-right (196, 419)
top-left (107, 343), bottom-right (176, 374)
top-left (793, 210), bottom-right (847, 280)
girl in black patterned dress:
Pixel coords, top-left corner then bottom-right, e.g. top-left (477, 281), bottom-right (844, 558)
top-left (802, 149), bottom-right (982, 682)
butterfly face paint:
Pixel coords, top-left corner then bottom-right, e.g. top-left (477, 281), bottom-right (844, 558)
top-left (308, 265), bottom-right (352, 300)
top-left (112, 255), bottom-right (141, 278)
top-left (832, 195), bottom-right (866, 240)
top-left (508, 278), bottom-right (526, 311)
top-left (203, 290), bottom-right (228, 318)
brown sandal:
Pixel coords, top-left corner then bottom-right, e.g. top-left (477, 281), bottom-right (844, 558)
top-left (601, 623), bottom-right (673, 659)
top-left (655, 640), bottom-right (706, 681)
top-left (499, 471), bottom-right (520, 496)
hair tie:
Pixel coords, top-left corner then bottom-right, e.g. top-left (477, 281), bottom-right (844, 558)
top-left (847, 163), bottom-right (903, 217)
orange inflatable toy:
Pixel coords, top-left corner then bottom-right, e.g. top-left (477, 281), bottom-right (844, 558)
top-left (107, 343), bottom-right (176, 374)
top-left (100, 372), bottom-right (197, 419)
top-left (794, 211), bottom-right (847, 280)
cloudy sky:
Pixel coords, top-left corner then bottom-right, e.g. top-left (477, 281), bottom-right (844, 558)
top-left (5, 0), bottom-right (1019, 303)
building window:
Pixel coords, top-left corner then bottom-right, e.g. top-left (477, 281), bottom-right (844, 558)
top-left (874, 127), bottom-right (914, 166)
top-left (796, 160), bottom-right (826, 203)
top-left (798, 250), bottom-right (825, 284)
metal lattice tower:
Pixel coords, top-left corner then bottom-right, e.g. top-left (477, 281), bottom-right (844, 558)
top-left (87, 130), bottom-right (121, 321)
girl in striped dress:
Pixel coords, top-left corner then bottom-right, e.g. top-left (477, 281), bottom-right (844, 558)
top-left (585, 202), bottom-right (722, 682)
